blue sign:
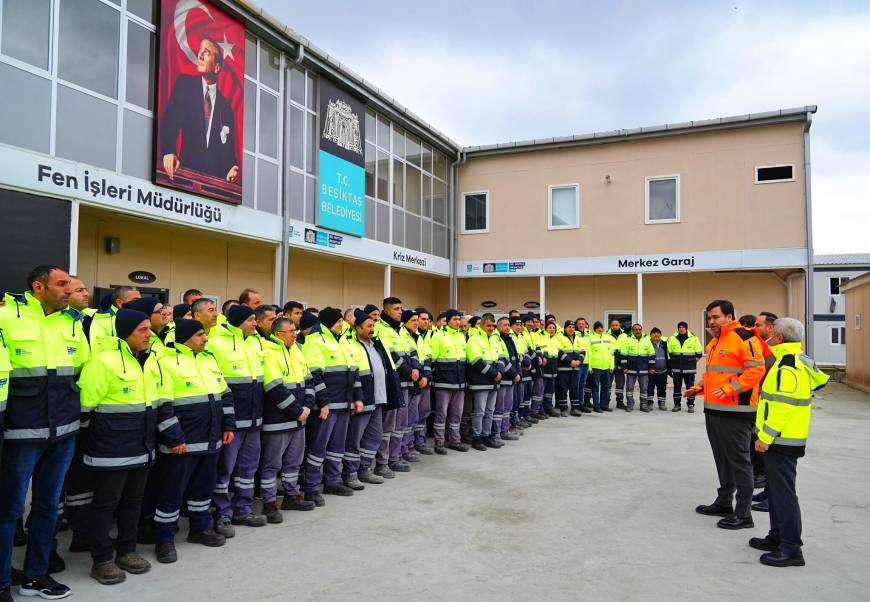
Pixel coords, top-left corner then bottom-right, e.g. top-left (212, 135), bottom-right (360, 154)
top-left (317, 150), bottom-right (365, 237)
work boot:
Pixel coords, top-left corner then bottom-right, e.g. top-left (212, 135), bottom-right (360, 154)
top-left (403, 450), bottom-right (422, 463)
top-left (434, 442), bottom-right (448, 455)
top-left (482, 436), bottom-right (500, 449)
top-left (616, 401), bottom-right (626, 410)
top-left (323, 482), bottom-right (355, 496)
top-left (155, 542), bottom-right (177, 564)
top-left (580, 405), bottom-right (592, 414)
top-left (687, 406), bottom-right (695, 413)
top-left (187, 529), bottom-right (226, 547)
top-left (115, 553), bottom-right (151, 575)
top-left (460, 432), bottom-right (472, 444)
top-left (548, 409), bottom-right (560, 418)
top-left (214, 516), bottom-right (236, 538)
top-left (388, 460), bottom-right (411, 473)
top-left (672, 404), bottom-right (682, 412)
top-left (374, 463), bottom-right (396, 478)
top-left (527, 415), bottom-right (539, 424)
top-left (358, 471), bottom-right (385, 484)
top-left (471, 438), bottom-right (487, 451)
top-left (748, 537), bottom-right (779, 552)
top-left (502, 431), bottom-right (520, 441)
top-left (263, 501), bottom-right (284, 524)
top-left (593, 408), bottom-right (604, 414)
top-left (304, 490), bottom-right (326, 506)
top-left (90, 560), bottom-right (126, 585)
top-left (343, 477), bottom-right (366, 491)
top-left (446, 441), bottom-right (470, 452)
top-left (570, 408), bottom-right (583, 417)
top-left (625, 405), bottom-right (634, 412)
top-left (415, 443), bottom-right (434, 455)
top-left (759, 551), bottom-right (805, 567)
top-left (231, 512), bottom-right (267, 527)
top-left (658, 402), bottom-right (667, 411)
top-left (282, 495), bottom-right (316, 511)
top-left (603, 406), bottom-right (613, 412)
top-left (560, 408), bottom-right (569, 417)
top-left (492, 435), bottom-right (506, 447)
top-left (640, 404), bottom-right (652, 413)
top-left (583, 401), bottom-right (594, 411)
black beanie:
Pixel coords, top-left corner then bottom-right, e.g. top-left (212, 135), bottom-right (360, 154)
top-left (173, 303), bottom-right (191, 320)
top-left (353, 308), bottom-right (372, 326)
top-left (319, 307), bottom-right (342, 329)
top-left (299, 311), bottom-right (318, 331)
top-left (469, 316), bottom-right (480, 328)
top-left (401, 308), bottom-right (418, 323)
top-left (593, 321), bottom-right (604, 330)
top-left (174, 319), bottom-right (204, 344)
top-left (227, 304), bottom-right (255, 327)
top-left (115, 309), bottom-right (149, 341)
top-left (363, 304), bottom-right (379, 315)
top-left (564, 320), bottom-right (574, 329)
top-left (124, 297), bottom-right (159, 316)
top-left (445, 309), bottom-right (461, 321)
top-left (99, 293), bottom-right (113, 312)
top-left (677, 321), bottom-right (688, 329)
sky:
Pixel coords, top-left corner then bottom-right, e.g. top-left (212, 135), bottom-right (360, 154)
top-left (259, 0), bottom-right (870, 254)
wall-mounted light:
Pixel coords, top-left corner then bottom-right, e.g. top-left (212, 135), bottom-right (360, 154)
top-left (605, 174), bottom-right (612, 184)
top-left (105, 237), bottom-right (121, 255)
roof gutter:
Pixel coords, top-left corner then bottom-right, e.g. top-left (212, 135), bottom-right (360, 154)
top-left (449, 149), bottom-right (467, 307)
top-left (804, 110), bottom-right (815, 357)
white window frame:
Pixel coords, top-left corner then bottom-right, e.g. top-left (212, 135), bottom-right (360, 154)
top-left (604, 310), bottom-right (636, 332)
top-left (829, 325), bottom-right (845, 346)
top-left (461, 190), bottom-right (490, 234)
top-left (755, 164), bottom-right (795, 184)
top-left (829, 276), bottom-right (849, 296)
top-left (645, 174), bottom-right (681, 224)
top-left (547, 183), bottom-right (580, 230)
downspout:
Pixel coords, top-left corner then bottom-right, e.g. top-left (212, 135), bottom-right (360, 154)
top-left (803, 111), bottom-right (815, 356)
top-left (278, 43), bottom-right (307, 304)
top-left (449, 149), bottom-right (467, 308)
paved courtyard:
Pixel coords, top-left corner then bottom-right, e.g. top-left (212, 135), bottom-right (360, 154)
top-left (13, 382), bottom-right (870, 601)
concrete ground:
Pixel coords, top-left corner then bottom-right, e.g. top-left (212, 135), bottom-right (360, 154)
top-left (11, 382), bottom-right (870, 601)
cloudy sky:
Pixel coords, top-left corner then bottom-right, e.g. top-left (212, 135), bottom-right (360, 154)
top-left (260, 0), bottom-right (869, 254)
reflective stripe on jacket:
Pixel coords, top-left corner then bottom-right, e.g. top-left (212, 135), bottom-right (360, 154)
top-left (620, 335), bottom-right (655, 373)
top-left (666, 331), bottom-right (703, 373)
top-left (699, 321), bottom-right (766, 418)
top-left (206, 323), bottom-right (265, 430)
top-left (261, 335), bottom-right (314, 433)
top-left (430, 325), bottom-right (467, 389)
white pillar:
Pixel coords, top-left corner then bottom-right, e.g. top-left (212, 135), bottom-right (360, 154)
top-left (539, 275), bottom-right (546, 318)
top-left (636, 272), bottom-right (644, 326)
top-left (68, 200), bottom-right (79, 276)
top-left (384, 265), bottom-right (392, 299)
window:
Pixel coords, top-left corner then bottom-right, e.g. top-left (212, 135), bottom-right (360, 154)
top-left (829, 276), bottom-right (850, 295)
top-left (756, 164), bottom-right (795, 184)
top-left (548, 184), bottom-right (579, 229)
top-left (58, 0), bottom-right (120, 99)
top-left (645, 175), bottom-right (680, 223)
top-left (284, 64), bottom-right (317, 223)
top-left (462, 192), bottom-right (489, 233)
top-left (1, 0), bottom-right (51, 70)
top-left (830, 326), bottom-right (846, 345)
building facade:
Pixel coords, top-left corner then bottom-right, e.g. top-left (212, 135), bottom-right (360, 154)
top-left (842, 273), bottom-right (870, 393)
top-left (812, 254), bottom-right (870, 366)
top-left (0, 0), bottom-right (820, 355)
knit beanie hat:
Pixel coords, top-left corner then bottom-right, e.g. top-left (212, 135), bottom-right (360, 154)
top-left (173, 304), bottom-right (191, 320)
top-left (124, 297), bottom-right (159, 316)
top-left (174, 319), bottom-right (204, 344)
top-left (319, 307), bottom-right (343, 329)
top-left (115, 309), bottom-right (149, 341)
top-left (227, 304), bottom-right (255, 327)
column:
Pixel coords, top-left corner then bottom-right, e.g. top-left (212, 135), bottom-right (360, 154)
top-left (68, 200), bottom-right (79, 276)
top-left (384, 264), bottom-right (392, 299)
top-left (636, 272), bottom-right (644, 326)
top-left (539, 275), bottom-right (546, 318)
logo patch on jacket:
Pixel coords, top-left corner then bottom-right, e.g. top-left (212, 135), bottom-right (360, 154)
top-left (14, 348), bottom-right (31, 356)
top-left (0, 378), bottom-right (7, 387)
top-left (122, 387), bottom-right (131, 395)
top-left (186, 381), bottom-right (193, 388)
top-left (67, 346), bottom-right (77, 355)
top-left (719, 350), bottom-right (726, 356)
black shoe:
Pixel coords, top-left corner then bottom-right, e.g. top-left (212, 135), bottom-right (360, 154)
top-left (13, 519), bottom-right (26, 547)
top-left (687, 406), bottom-right (695, 413)
top-left (0, 587), bottom-right (11, 602)
top-left (580, 406), bottom-right (592, 414)
top-left (526, 416), bottom-right (539, 424)
top-left (323, 482), bottom-right (354, 496)
top-left (304, 490), bottom-right (326, 507)
top-left (593, 408), bottom-right (604, 413)
top-left (752, 500), bottom-right (769, 512)
top-left (388, 460), bottom-right (411, 473)
top-left (48, 550), bottom-right (65, 574)
top-left (155, 543), bottom-right (177, 564)
top-left (483, 437), bottom-right (500, 449)
top-left (603, 407), bottom-right (613, 412)
top-left (625, 405), bottom-right (634, 412)
top-left (717, 516), bottom-right (754, 530)
top-left (760, 551), bottom-right (805, 567)
top-left (282, 496), bottom-right (316, 511)
top-left (19, 574), bottom-right (71, 599)
top-left (752, 491), bottom-right (768, 502)
top-left (695, 503), bottom-right (733, 517)
top-left (263, 501), bottom-right (285, 523)
top-left (471, 439), bottom-right (487, 451)
top-left (548, 409), bottom-right (560, 418)
top-left (434, 442), bottom-right (448, 455)
top-left (187, 529), bottom-right (226, 547)
top-left (460, 433), bottom-right (472, 444)
top-left (672, 405), bottom-right (682, 412)
top-left (231, 512), bottom-right (267, 527)
top-left (560, 409), bottom-right (569, 417)
top-left (446, 442), bottom-right (469, 452)
top-left (658, 403), bottom-right (666, 411)
top-left (639, 405), bottom-right (652, 413)
top-left (415, 444), bottom-right (434, 455)
top-left (616, 402), bottom-right (626, 410)
top-left (749, 537), bottom-right (779, 552)
top-left (570, 408), bottom-right (583, 417)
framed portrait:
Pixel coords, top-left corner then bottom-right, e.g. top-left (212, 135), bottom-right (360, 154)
top-left (154, 0), bottom-right (245, 204)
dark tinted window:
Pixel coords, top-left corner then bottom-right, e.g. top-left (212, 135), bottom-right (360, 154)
top-left (757, 165), bottom-right (794, 182)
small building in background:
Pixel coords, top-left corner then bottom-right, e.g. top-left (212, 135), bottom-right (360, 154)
top-left (842, 272), bottom-right (870, 394)
top-left (813, 254), bottom-right (870, 366)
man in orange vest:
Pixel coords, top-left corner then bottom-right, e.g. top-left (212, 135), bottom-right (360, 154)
top-left (687, 299), bottom-right (766, 530)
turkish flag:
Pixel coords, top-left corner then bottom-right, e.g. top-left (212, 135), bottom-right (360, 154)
top-left (154, 0), bottom-right (246, 204)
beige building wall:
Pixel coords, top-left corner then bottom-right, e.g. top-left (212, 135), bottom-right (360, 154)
top-left (457, 123), bottom-right (807, 261)
top-left (286, 248), bottom-right (383, 310)
top-left (77, 207), bottom-right (276, 305)
top-left (457, 277), bottom-right (540, 316)
top-left (391, 268), bottom-right (449, 314)
top-left (544, 275), bottom-right (637, 324)
top-left (845, 277), bottom-right (870, 394)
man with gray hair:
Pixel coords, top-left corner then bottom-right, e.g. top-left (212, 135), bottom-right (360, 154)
top-left (751, 317), bottom-right (828, 567)
top-left (88, 286), bottom-right (141, 353)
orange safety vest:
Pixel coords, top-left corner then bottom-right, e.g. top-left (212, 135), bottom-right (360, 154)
top-left (699, 321), bottom-right (766, 415)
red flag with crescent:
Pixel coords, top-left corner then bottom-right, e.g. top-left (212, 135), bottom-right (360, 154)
top-left (154, 0), bottom-right (246, 204)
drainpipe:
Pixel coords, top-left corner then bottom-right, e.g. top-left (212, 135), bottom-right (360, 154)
top-left (803, 111), bottom-right (815, 355)
top-left (278, 44), bottom-right (306, 305)
top-left (449, 149), bottom-right (467, 308)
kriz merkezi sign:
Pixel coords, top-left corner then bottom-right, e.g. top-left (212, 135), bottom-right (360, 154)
top-left (317, 78), bottom-right (366, 237)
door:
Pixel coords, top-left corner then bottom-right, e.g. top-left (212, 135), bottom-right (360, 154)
top-left (604, 310), bottom-right (635, 332)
